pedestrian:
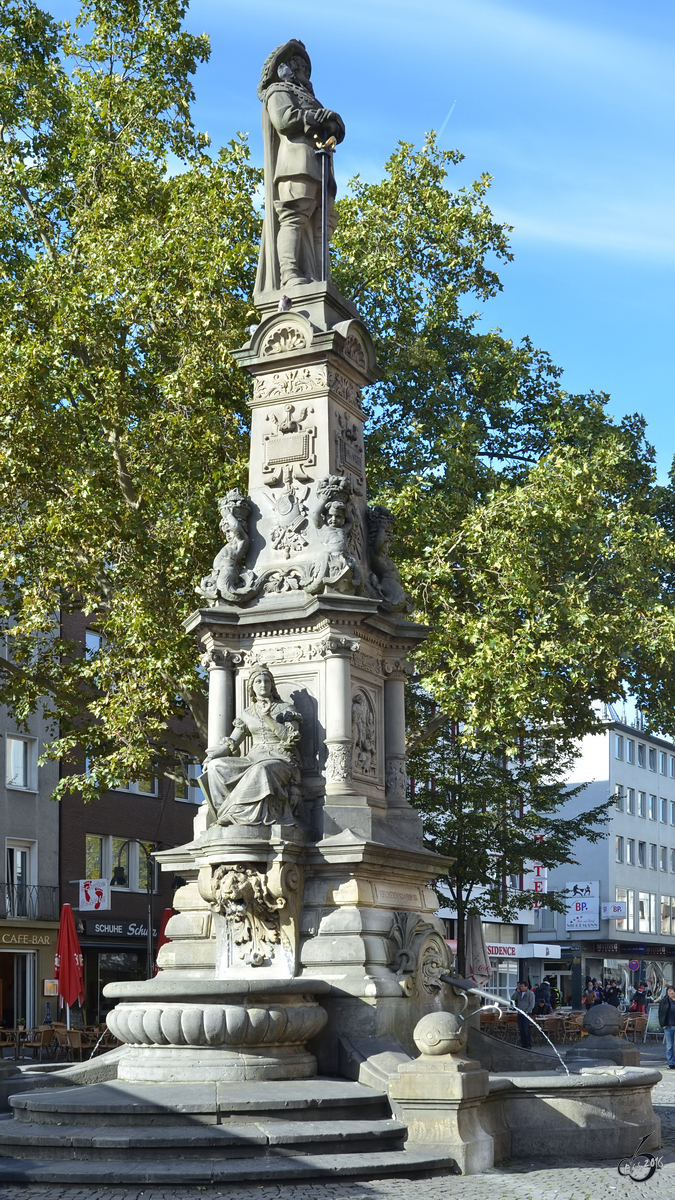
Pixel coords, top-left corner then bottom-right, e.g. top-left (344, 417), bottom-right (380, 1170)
top-left (511, 980), bottom-right (535, 1049)
top-left (535, 979), bottom-right (551, 1006)
top-left (659, 985), bottom-right (675, 1069)
top-left (630, 986), bottom-right (648, 1013)
top-left (583, 985), bottom-right (596, 1011)
top-left (604, 981), bottom-right (621, 1008)
top-left (533, 997), bottom-right (552, 1016)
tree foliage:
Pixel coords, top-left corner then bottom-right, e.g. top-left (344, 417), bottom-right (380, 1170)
top-left (0, 1), bottom-right (674, 805)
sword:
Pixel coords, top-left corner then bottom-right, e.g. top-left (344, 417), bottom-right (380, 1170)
top-left (314, 135), bottom-right (336, 282)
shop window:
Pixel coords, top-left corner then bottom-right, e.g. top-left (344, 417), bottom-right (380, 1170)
top-left (5, 735), bottom-right (36, 790)
top-left (627, 788), bottom-right (635, 815)
top-left (627, 839), bottom-right (635, 865)
top-left (615, 836), bottom-right (624, 863)
top-left (614, 786), bottom-right (624, 812)
top-left (649, 844), bottom-right (657, 869)
top-left (661, 752), bottom-right (668, 776)
top-left (637, 744), bottom-right (646, 768)
top-left (649, 748), bottom-right (656, 772)
top-left (661, 798), bottom-right (668, 824)
top-left (662, 896), bottom-right (672, 937)
top-left (638, 842), bottom-right (646, 868)
top-left (615, 735), bottom-right (624, 761)
top-left (638, 792), bottom-right (647, 818)
top-left (661, 846), bottom-right (669, 872)
top-left (627, 739), bottom-right (635, 764)
top-left (85, 835), bottom-right (103, 879)
top-left (638, 892), bottom-right (650, 933)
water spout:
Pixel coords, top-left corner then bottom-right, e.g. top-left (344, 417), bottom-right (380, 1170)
top-left (441, 974), bottom-right (570, 1076)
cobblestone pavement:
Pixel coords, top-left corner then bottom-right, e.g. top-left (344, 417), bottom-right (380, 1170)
top-left (1, 1048), bottom-right (674, 1200)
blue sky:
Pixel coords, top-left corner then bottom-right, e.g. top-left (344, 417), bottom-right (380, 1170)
top-left (50, 0), bottom-right (675, 478)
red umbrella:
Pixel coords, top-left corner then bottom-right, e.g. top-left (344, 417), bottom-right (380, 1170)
top-left (54, 903), bottom-right (85, 1012)
top-left (154, 908), bottom-right (174, 975)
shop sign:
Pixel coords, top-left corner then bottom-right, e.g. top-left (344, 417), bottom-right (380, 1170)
top-left (79, 878), bottom-right (110, 911)
top-left (85, 919), bottom-right (158, 938)
top-left (565, 881), bottom-right (599, 931)
top-left (486, 943), bottom-right (561, 959)
top-left (0, 930), bottom-right (54, 946)
top-left (601, 902), bottom-right (627, 920)
top-left (594, 942), bottom-right (619, 953)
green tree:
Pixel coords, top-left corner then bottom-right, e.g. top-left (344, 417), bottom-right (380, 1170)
top-left (406, 697), bottom-right (611, 977)
top-left (0, 1), bottom-right (673, 805)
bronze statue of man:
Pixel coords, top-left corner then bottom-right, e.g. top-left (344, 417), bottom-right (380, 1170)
top-left (255, 40), bottom-right (345, 294)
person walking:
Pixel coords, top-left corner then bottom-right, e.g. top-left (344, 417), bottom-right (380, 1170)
top-left (511, 980), bottom-right (535, 1049)
top-left (658, 985), bottom-right (675, 1069)
top-left (583, 985), bottom-right (597, 1011)
top-left (604, 981), bottom-right (621, 1007)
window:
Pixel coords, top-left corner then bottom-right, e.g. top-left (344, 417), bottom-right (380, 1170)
top-left (111, 838), bottom-right (130, 889)
top-left (85, 835), bottom-right (103, 879)
top-left (615, 735), bottom-right (624, 760)
top-left (638, 744), bottom-right (646, 768)
top-left (615, 835), bottom-right (624, 863)
top-left (638, 841), bottom-right (646, 867)
top-left (614, 785), bottom-right (624, 812)
top-left (638, 792), bottom-right (647, 818)
top-left (649, 748), bottom-right (657, 771)
top-left (627, 787), bottom-right (635, 815)
top-left (638, 892), bottom-right (650, 933)
top-left (627, 888), bottom-right (635, 932)
top-left (662, 896), bottom-right (672, 937)
top-left (649, 795), bottom-right (657, 821)
top-left (649, 843), bottom-right (657, 869)
top-left (651, 893), bottom-right (657, 932)
top-left (627, 739), bottom-right (635, 764)
top-left (661, 752), bottom-right (668, 775)
top-left (85, 630), bottom-right (102, 658)
top-left (671, 756), bottom-right (675, 779)
top-left (661, 798), bottom-right (668, 824)
top-left (6, 843), bottom-right (32, 918)
top-left (671, 849), bottom-right (675, 875)
top-left (174, 763), bottom-right (203, 805)
top-left (5, 735), bottom-right (35, 790)
top-left (661, 846), bottom-right (668, 872)
top-left (85, 835), bottom-right (156, 895)
top-left (627, 838), bottom-right (636, 865)
top-left (671, 800), bottom-right (675, 826)
top-left (113, 777), bottom-right (157, 797)
top-left (616, 886), bottom-right (628, 931)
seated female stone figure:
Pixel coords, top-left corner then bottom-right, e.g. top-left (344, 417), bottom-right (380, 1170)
top-left (203, 665), bottom-right (302, 828)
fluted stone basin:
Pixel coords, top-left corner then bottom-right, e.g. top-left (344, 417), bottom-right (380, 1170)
top-left (104, 978), bottom-right (330, 1082)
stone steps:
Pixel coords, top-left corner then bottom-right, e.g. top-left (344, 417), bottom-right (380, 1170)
top-left (0, 1117), bottom-right (407, 1161)
top-left (0, 1145), bottom-right (457, 1184)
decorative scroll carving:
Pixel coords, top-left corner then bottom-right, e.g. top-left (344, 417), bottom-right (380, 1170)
top-left (327, 365), bottom-right (362, 410)
top-left (301, 475), bottom-right (363, 595)
top-left (200, 648), bottom-right (244, 671)
top-left (263, 404), bottom-right (316, 483)
top-left (352, 690), bottom-right (376, 777)
top-left (352, 649), bottom-right (382, 675)
top-left (210, 864), bottom-right (285, 967)
top-left (387, 911), bottom-right (451, 997)
top-left (343, 333), bottom-right (366, 370)
top-left (262, 325), bottom-right (307, 355)
top-left (254, 367), bottom-right (324, 400)
top-left (334, 410), bottom-right (363, 480)
top-left (197, 490), bottom-right (261, 606)
top-left (325, 742), bottom-right (353, 783)
top-left (367, 506), bottom-right (412, 613)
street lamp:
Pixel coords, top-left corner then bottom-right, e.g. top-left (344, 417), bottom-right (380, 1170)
top-left (112, 840), bottom-right (157, 979)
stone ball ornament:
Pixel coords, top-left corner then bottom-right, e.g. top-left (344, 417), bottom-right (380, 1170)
top-left (583, 1002), bottom-right (622, 1039)
top-left (413, 1010), bottom-right (468, 1057)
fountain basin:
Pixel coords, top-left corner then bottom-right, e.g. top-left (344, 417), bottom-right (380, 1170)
top-left (104, 978), bottom-right (330, 1082)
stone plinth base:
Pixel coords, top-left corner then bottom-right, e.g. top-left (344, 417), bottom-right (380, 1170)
top-left (389, 1054), bottom-right (493, 1176)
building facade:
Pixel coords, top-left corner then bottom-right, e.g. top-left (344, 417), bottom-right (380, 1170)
top-left (527, 713), bottom-right (675, 999)
top-left (0, 696), bottom-right (60, 1029)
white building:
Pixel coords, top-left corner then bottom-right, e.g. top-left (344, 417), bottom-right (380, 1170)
top-left (527, 709), bottom-right (675, 1000)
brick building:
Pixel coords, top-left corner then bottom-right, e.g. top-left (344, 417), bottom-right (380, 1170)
top-left (59, 614), bottom-right (200, 1021)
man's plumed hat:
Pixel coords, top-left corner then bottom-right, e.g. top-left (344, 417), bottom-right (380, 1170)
top-left (257, 40), bottom-right (311, 100)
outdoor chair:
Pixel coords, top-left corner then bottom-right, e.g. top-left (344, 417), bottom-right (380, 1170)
top-left (629, 1015), bottom-right (648, 1043)
top-left (20, 1027), bottom-right (54, 1062)
top-left (52, 1026), bottom-right (70, 1060)
top-left (66, 1030), bottom-right (86, 1062)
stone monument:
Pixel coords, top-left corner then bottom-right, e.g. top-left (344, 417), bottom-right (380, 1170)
top-left (0, 41), bottom-right (661, 1184)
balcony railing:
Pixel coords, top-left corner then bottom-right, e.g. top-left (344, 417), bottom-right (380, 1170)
top-left (1, 884), bottom-right (60, 922)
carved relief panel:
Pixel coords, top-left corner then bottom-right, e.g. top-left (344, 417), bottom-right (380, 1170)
top-left (351, 688), bottom-right (377, 779)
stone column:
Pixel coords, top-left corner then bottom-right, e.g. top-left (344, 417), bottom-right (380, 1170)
top-left (324, 641), bottom-right (357, 796)
top-left (384, 663), bottom-right (408, 807)
top-left (203, 649), bottom-right (237, 750)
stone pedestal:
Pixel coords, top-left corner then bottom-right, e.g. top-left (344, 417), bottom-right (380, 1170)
top-left (388, 1013), bottom-right (494, 1176)
top-left (565, 1002), bottom-right (641, 1067)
